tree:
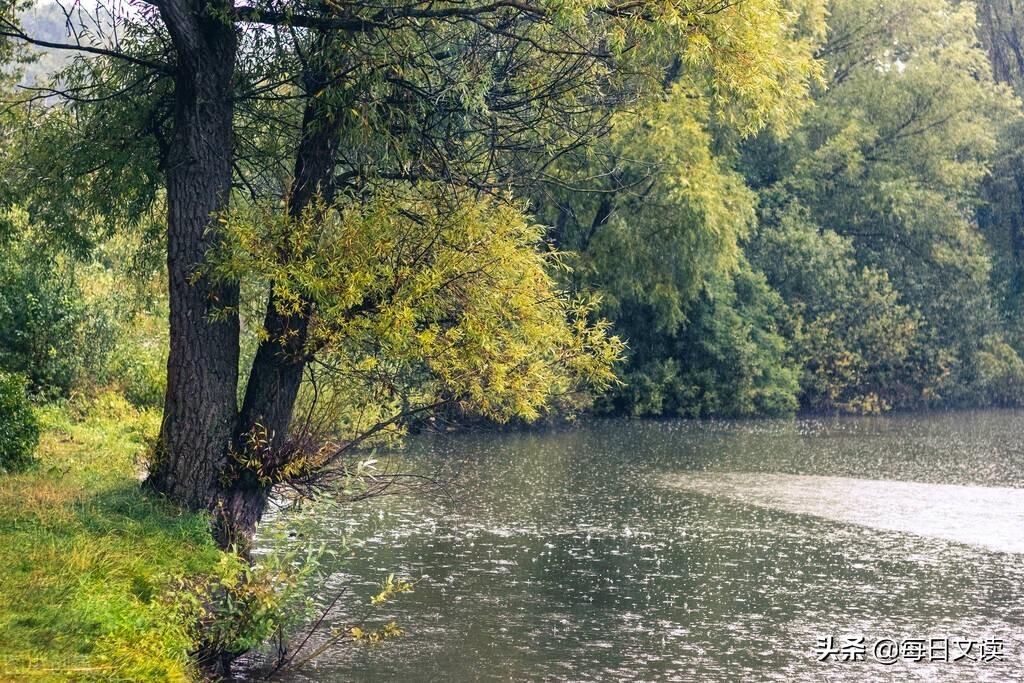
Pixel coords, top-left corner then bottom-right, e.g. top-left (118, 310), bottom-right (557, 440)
top-left (738, 0), bottom-right (1021, 410)
top-left (0, 0), bottom-right (820, 543)
top-left (977, 1), bottom-right (1024, 330)
top-left (608, 255), bottom-right (800, 417)
top-left (747, 192), bottom-right (922, 412)
top-left (532, 0), bottom-right (824, 415)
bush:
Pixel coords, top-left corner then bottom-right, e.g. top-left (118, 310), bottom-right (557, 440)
top-left (173, 546), bottom-right (320, 669)
top-left (971, 334), bottom-right (1024, 406)
top-left (100, 306), bottom-right (168, 409)
top-left (0, 214), bottom-right (168, 404)
top-left (0, 241), bottom-right (90, 398)
top-left (0, 372), bottom-right (39, 473)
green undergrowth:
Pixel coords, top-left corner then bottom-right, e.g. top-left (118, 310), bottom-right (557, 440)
top-left (0, 394), bottom-right (223, 681)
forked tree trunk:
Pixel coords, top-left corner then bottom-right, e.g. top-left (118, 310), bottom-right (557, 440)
top-left (145, 6), bottom-right (342, 549)
top-left (145, 1), bottom-right (241, 515)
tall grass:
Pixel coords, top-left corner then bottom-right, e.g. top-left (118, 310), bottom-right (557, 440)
top-left (0, 394), bottom-right (222, 681)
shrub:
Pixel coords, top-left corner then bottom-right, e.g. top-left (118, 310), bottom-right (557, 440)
top-left (971, 334), bottom-right (1024, 406)
top-left (102, 315), bottom-right (168, 408)
top-left (0, 371), bottom-right (39, 473)
top-left (173, 546), bottom-right (320, 669)
top-left (0, 242), bottom-right (90, 398)
top-left (0, 211), bottom-right (164, 403)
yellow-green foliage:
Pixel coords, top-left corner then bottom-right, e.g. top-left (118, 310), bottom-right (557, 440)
top-left (0, 395), bottom-right (222, 681)
top-left (672, 0), bottom-right (825, 136)
top-left (972, 334), bottom-right (1024, 406)
top-left (210, 184), bottom-right (624, 430)
top-left (584, 85), bottom-right (760, 334)
top-left (590, 0), bottom-right (824, 133)
top-left (77, 233), bottom-right (169, 409)
top-left (173, 547), bottom-right (318, 659)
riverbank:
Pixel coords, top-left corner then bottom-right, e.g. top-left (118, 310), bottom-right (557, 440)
top-left (0, 395), bottom-right (222, 681)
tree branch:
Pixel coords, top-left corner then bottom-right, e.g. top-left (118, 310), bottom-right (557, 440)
top-left (0, 22), bottom-right (169, 73)
top-left (233, 0), bottom-right (547, 31)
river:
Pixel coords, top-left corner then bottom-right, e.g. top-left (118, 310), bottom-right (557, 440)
top-left (245, 410), bottom-right (1024, 681)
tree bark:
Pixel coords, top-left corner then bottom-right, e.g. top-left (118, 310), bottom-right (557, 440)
top-left (238, 99), bottom-right (341, 444)
top-left (142, 9), bottom-right (344, 548)
top-left (145, 1), bottom-right (241, 514)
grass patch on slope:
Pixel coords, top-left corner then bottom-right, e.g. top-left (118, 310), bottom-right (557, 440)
top-left (0, 394), bottom-right (222, 681)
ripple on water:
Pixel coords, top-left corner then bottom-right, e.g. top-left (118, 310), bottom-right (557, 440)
top-left (241, 411), bottom-right (1024, 682)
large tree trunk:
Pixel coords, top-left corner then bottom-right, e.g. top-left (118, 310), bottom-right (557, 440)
top-left (146, 1), bottom-right (241, 515)
top-left (213, 83), bottom-right (342, 547)
top-left (144, 9), bottom-right (343, 547)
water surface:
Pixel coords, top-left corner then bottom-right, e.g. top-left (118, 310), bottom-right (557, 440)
top-left (667, 472), bottom-right (1024, 553)
top-left (248, 410), bottom-right (1024, 681)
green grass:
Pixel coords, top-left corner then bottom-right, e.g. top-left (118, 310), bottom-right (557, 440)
top-left (0, 394), bottom-right (223, 681)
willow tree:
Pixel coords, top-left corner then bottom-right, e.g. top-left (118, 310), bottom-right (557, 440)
top-left (533, 0), bottom-right (825, 413)
top-left (1, 0), bottom-right (823, 544)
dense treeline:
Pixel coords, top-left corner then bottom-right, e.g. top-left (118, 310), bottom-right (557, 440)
top-left (548, 0), bottom-right (1024, 417)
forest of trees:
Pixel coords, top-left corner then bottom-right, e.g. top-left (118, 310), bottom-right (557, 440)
top-left (4, 0), bottom-right (1024, 675)
top-left (4, 0), bottom-right (1024, 498)
top-left (2, 2), bottom-right (1024, 421)
top-left (566, 0), bottom-right (1024, 418)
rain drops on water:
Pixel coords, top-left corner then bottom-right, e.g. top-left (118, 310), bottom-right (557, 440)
top-left (269, 414), bottom-right (1024, 682)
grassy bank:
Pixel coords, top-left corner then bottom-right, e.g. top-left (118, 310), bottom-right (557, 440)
top-left (0, 395), bottom-right (223, 681)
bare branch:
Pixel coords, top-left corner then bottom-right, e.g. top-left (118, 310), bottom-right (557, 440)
top-left (0, 17), bottom-right (169, 72)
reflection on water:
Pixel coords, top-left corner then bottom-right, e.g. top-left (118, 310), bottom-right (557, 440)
top-left (245, 410), bottom-right (1024, 682)
top-left (667, 473), bottom-right (1024, 554)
